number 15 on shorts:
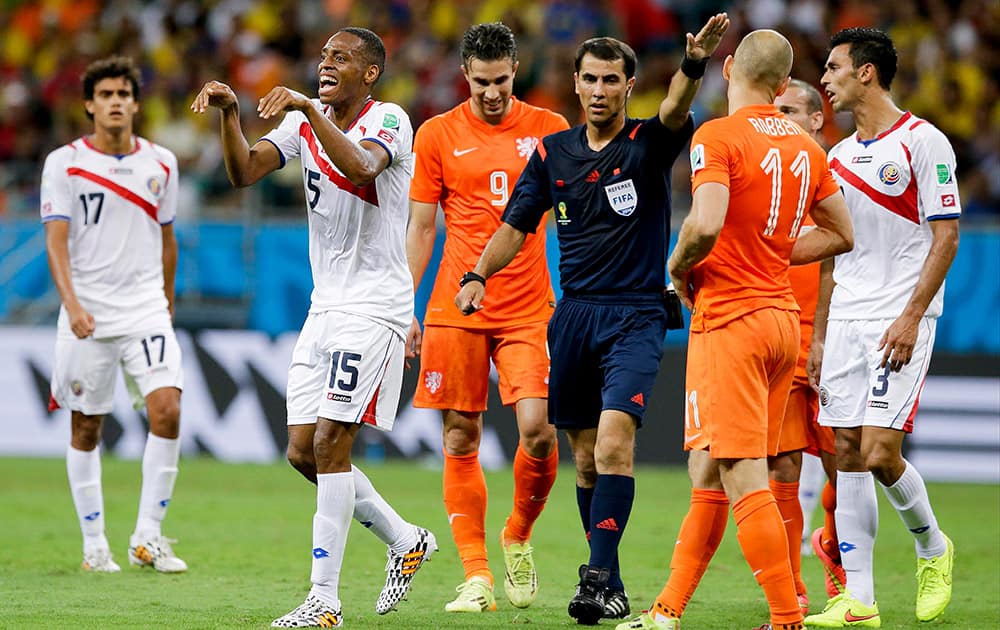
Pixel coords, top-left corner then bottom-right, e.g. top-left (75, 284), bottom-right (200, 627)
top-left (327, 351), bottom-right (362, 402)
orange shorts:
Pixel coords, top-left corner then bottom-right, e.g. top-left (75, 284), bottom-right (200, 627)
top-left (790, 373), bottom-right (835, 456)
top-left (414, 322), bottom-right (549, 412)
top-left (684, 308), bottom-right (799, 459)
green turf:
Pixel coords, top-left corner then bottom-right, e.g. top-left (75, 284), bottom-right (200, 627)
top-left (0, 457), bottom-right (996, 628)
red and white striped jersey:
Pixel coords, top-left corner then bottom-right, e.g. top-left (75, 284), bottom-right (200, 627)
top-left (827, 112), bottom-right (961, 320)
top-left (40, 136), bottom-right (178, 338)
top-left (262, 99), bottom-right (414, 337)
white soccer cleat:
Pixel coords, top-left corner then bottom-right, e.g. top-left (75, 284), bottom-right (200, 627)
top-left (128, 534), bottom-right (188, 573)
top-left (271, 595), bottom-right (342, 628)
top-left (82, 548), bottom-right (121, 573)
top-left (375, 526), bottom-right (437, 614)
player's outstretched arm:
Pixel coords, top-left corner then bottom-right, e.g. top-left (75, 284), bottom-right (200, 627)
top-left (191, 80), bottom-right (282, 187)
top-left (658, 12), bottom-right (729, 130)
top-left (45, 221), bottom-right (94, 338)
top-left (454, 223), bottom-right (527, 315)
top-left (791, 190), bottom-right (854, 265)
top-left (807, 258), bottom-right (835, 390)
top-left (667, 181), bottom-right (729, 309)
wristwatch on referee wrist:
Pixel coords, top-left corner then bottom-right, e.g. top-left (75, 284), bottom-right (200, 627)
top-left (459, 271), bottom-right (486, 287)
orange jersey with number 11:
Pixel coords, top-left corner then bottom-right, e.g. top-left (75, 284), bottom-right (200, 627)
top-left (688, 104), bottom-right (839, 332)
top-left (410, 98), bottom-right (569, 328)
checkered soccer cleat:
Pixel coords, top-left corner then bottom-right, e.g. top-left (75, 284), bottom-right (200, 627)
top-left (375, 526), bottom-right (437, 614)
top-left (82, 547), bottom-right (121, 573)
top-left (271, 595), bottom-right (342, 628)
top-left (128, 535), bottom-right (188, 573)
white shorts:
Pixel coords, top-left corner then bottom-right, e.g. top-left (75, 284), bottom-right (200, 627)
top-left (817, 318), bottom-right (936, 432)
top-left (51, 327), bottom-right (184, 415)
top-left (286, 311), bottom-right (404, 431)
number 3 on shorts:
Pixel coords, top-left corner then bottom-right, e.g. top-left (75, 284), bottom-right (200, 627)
top-left (329, 351), bottom-right (362, 392)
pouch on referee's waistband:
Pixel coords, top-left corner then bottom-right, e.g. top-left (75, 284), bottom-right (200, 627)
top-left (663, 285), bottom-right (685, 330)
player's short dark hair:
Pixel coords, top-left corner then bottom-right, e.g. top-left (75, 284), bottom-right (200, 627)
top-left (82, 56), bottom-right (142, 103)
top-left (787, 78), bottom-right (823, 114)
top-left (575, 37), bottom-right (637, 80)
top-left (461, 22), bottom-right (518, 68)
top-left (829, 27), bottom-right (897, 90)
top-left (338, 27), bottom-right (386, 83)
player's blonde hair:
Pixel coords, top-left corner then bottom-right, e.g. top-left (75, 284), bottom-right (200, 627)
top-left (732, 30), bottom-right (793, 93)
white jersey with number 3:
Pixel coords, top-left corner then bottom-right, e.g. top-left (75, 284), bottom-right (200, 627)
top-left (827, 112), bottom-right (961, 321)
top-left (262, 99), bottom-right (415, 337)
top-left (39, 136), bottom-right (178, 338)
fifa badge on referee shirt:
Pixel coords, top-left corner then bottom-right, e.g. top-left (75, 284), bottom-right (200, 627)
top-left (557, 202), bottom-right (571, 226)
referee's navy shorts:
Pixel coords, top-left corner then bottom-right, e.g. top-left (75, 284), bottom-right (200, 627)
top-left (547, 293), bottom-right (669, 429)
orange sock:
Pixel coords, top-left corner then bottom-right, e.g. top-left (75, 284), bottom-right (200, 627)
top-left (653, 488), bottom-right (729, 618)
top-left (770, 479), bottom-right (806, 596)
top-left (504, 443), bottom-right (559, 543)
top-left (443, 450), bottom-right (491, 583)
top-left (820, 481), bottom-right (839, 561)
top-left (733, 489), bottom-right (802, 626)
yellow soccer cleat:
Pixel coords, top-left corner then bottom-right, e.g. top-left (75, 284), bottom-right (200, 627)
top-left (444, 576), bottom-right (497, 613)
top-left (615, 611), bottom-right (680, 630)
top-left (804, 592), bottom-right (881, 628)
top-left (500, 527), bottom-right (538, 608)
top-left (915, 533), bottom-right (954, 622)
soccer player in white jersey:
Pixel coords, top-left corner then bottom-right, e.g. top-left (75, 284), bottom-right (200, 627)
top-left (42, 56), bottom-right (187, 575)
top-left (192, 27), bottom-right (434, 628)
top-left (805, 28), bottom-right (960, 628)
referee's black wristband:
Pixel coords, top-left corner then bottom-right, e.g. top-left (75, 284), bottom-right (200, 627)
top-left (681, 55), bottom-right (709, 80)
top-left (459, 271), bottom-right (486, 287)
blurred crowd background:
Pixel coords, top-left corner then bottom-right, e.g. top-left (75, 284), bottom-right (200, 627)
top-left (1, 0), bottom-right (997, 222)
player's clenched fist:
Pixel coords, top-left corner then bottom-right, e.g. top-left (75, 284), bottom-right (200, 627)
top-left (256, 86), bottom-right (313, 119)
top-left (190, 80), bottom-right (237, 113)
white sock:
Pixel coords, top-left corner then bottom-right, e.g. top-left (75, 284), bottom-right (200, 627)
top-left (352, 465), bottom-right (416, 553)
top-left (309, 472), bottom-right (355, 609)
top-left (133, 433), bottom-right (180, 540)
top-left (836, 471), bottom-right (878, 606)
top-left (880, 459), bottom-right (946, 558)
top-left (67, 445), bottom-right (108, 553)
top-left (799, 454), bottom-right (826, 533)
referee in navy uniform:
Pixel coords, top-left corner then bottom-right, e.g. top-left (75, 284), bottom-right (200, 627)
top-left (455, 14), bottom-right (730, 626)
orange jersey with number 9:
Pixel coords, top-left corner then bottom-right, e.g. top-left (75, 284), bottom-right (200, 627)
top-left (687, 104), bottom-right (839, 332)
top-left (410, 98), bottom-right (569, 328)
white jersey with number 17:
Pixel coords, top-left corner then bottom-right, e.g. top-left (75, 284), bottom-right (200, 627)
top-left (262, 99), bottom-right (415, 338)
top-left (39, 136), bottom-right (178, 339)
top-left (827, 112), bottom-right (961, 321)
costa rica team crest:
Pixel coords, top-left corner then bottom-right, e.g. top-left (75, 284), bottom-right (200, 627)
top-left (877, 162), bottom-right (902, 185)
top-left (147, 176), bottom-right (165, 198)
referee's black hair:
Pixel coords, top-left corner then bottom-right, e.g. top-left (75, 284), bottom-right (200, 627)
top-left (830, 28), bottom-right (897, 90)
top-left (461, 22), bottom-right (518, 67)
top-left (575, 37), bottom-right (637, 80)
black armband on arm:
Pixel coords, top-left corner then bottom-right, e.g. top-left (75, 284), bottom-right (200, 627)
top-left (459, 271), bottom-right (486, 287)
top-left (680, 56), bottom-right (709, 80)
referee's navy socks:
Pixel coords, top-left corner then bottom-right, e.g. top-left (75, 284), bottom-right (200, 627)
top-left (588, 474), bottom-right (634, 590)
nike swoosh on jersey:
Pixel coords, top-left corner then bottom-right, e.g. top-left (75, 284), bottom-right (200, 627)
top-left (453, 147), bottom-right (478, 157)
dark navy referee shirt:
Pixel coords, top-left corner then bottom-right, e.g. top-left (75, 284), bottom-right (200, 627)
top-left (502, 115), bottom-right (693, 296)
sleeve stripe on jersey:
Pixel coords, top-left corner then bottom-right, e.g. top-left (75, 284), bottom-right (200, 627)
top-left (928, 213), bottom-right (960, 221)
top-left (299, 123), bottom-right (379, 207)
top-left (158, 161), bottom-right (171, 177)
top-left (830, 158), bottom-right (919, 224)
top-left (42, 214), bottom-right (71, 223)
top-left (66, 167), bottom-right (159, 223)
top-left (361, 137), bottom-right (393, 167)
top-left (258, 138), bottom-right (286, 168)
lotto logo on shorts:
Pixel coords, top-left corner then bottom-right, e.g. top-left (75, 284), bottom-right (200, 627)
top-left (868, 400), bottom-right (889, 409)
top-left (327, 393), bottom-right (351, 402)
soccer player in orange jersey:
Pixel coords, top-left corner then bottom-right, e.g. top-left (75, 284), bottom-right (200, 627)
top-left (617, 31), bottom-right (854, 630)
top-left (406, 22), bottom-right (569, 613)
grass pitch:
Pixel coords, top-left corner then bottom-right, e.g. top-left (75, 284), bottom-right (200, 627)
top-left (0, 456), bottom-right (997, 629)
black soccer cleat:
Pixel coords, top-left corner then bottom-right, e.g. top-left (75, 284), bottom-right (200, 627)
top-left (602, 588), bottom-right (630, 619)
top-left (568, 563), bottom-right (610, 625)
